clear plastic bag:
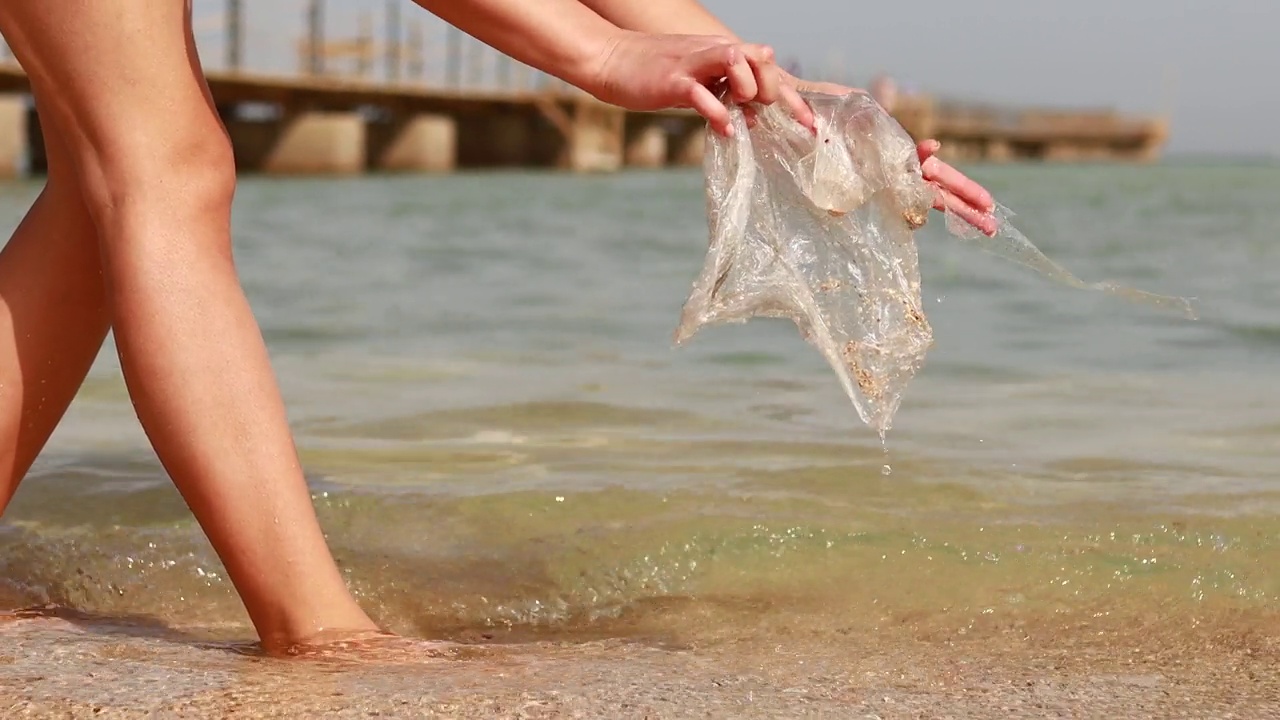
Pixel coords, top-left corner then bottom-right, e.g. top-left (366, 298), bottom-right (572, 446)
top-left (674, 90), bottom-right (1194, 437)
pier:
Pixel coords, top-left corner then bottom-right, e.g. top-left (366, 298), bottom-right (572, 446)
top-left (0, 1), bottom-right (1168, 178)
top-left (0, 62), bottom-right (707, 178)
top-left (892, 96), bottom-right (1168, 164)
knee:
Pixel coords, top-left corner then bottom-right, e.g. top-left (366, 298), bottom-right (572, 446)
top-left (76, 122), bottom-right (237, 235)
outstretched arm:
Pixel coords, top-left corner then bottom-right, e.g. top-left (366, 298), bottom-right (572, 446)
top-left (411, 0), bottom-right (814, 134)
top-left (577, 0), bottom-right (737, 38)
top-left (410, 0), bottom-right (619, 90)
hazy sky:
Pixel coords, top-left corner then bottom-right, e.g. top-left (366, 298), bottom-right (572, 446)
top-left (193, 0), bottom-right (1273, 156)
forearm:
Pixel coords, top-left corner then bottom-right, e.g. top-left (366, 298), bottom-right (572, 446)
top-left (577, 0), bottom-right (740, 38)
top-left (411, 0), bottom-right (622, 88)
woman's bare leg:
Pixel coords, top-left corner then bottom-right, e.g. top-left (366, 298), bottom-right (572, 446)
top-left (0, 2), bottom-right (378, 650)
top-left (0, 110), bottom-right (110, 509)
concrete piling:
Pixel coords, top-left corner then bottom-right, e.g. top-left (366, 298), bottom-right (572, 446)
top-left (371, 113), bottom-right (457, 173)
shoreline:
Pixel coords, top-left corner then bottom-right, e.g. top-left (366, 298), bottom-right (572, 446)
top-left (2, 602), bottom-right (1277, 718)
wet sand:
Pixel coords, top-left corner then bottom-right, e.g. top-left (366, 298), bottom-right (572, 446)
top-left (2, 603), bottom-right (1276, 719)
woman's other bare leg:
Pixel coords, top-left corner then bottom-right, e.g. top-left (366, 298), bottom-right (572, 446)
top-left (0, 112), bottom-right (110, 510)
top-left (0, 2), bottom-right (378, 649)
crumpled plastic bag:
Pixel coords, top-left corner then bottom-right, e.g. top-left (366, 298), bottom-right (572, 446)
top-left (673, 90), bottom-right (1194, 437)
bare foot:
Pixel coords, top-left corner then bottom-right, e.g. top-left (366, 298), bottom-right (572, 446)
top-left (266, 630), bottom-right (489, 665)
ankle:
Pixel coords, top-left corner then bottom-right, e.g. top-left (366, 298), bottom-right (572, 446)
top-left (253, 603), bottom-right (381, 654)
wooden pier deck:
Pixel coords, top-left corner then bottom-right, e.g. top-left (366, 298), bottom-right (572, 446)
top-left (0, 61), bottom-right (1167, 178)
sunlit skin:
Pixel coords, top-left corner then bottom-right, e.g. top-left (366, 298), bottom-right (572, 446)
top-left (0, 0), bottom-right (997, 654)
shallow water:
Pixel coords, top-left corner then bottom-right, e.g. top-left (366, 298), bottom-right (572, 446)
top-left (0, 161), bottom-right (1278, 712)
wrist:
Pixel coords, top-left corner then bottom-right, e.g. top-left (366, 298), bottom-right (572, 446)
top-left (562, 27), bottom-right (629, 95)
top-left (569, 29), bottom-right (638, 101)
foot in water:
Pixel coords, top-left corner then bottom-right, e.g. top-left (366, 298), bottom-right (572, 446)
top-left (1, 605), bottom-right (482, 664)
top-left (265, 630), bottom-right (492, 664)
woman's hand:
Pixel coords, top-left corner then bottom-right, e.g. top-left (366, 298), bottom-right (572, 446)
top-left (587, 31), bottom-right (815, 137)
top-left (580, 31), bottom-right (997, 236)
top-left (782, 72), bottom-right (999, 236)
top-left (915, 138), bottom-right (998, 236)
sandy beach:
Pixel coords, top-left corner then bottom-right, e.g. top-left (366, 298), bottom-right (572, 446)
top-left (2, 599), bottom-right (1277, 718)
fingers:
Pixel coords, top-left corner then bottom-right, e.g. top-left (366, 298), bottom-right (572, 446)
top-left (686, 41), bottom-right (813, 133)
top-left (932, 187), bottom-right (1000, 236)
top-left (741, 44), bottom-right (815, 129)
top-left (681, 45), bottom-right (741, 136)
top-left (777, 82), bottom-right (815, 131)
top-left (794, 79), bottom-right (858, 97)
top-left (922, 156), bottom-right (994, 213)
top-left (918, 141), bottom-right (995, 213)
top-left (685, 43), bottom-right (752, 100)
top-left (915, 140), bottom-right (999, 235)
top-left (715, 43), bottom-right (783, 108)
top-left (739, 44), bottom-right (779, 105)
top-left (722, 47), bottom-right (759, 105)
top-left (684, 77), bottom-right (734, 137)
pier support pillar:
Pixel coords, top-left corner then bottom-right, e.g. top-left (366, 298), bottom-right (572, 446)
top-left (670, 124), bottom-right (705, 167)
top-left (261, 111), bottom-right (366, 175)
top-left (936, 141), bottom-right (979, 164)
top-left (1043, 143), bottom-right (1080, 162)
top-left (624, 120), bottom-right (669, 169)
top-left (985, 140), bottom-right (1013, 163)
top-left (565, 99), bottom-right (625, 173)
top-left (372, 113), bottom-right (457, 173)
top-left (0, 95), bottom-right (27, 179)
top-left (532, 95), bottom-right (625, 172)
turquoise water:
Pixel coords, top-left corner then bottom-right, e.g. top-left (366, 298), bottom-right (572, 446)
top-left (0, 161), bottom-right (1278, 651)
